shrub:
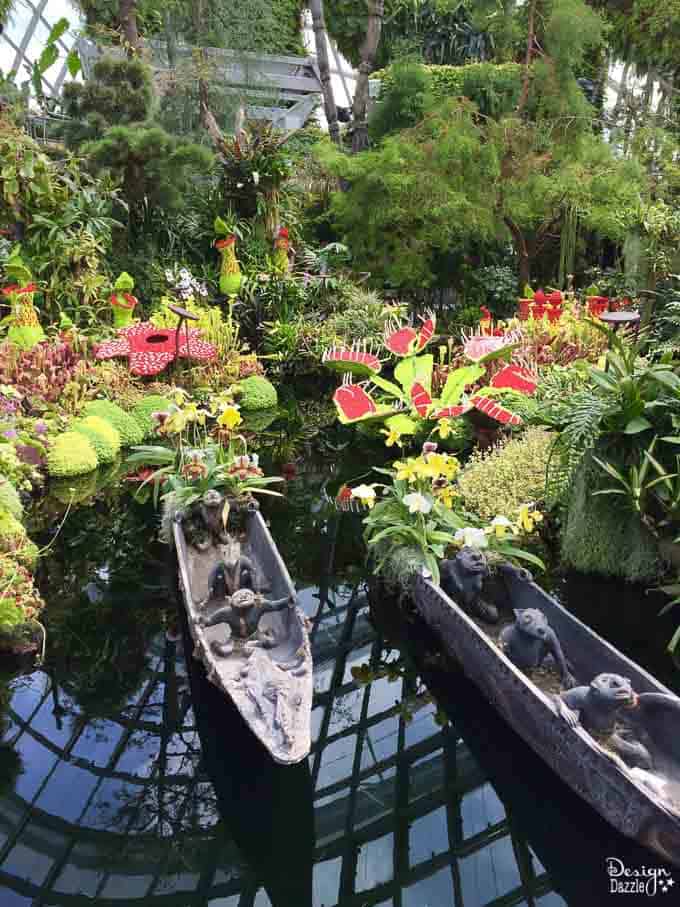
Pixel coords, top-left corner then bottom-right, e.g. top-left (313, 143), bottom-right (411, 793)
top-left (130, 395), bottom-right (173, 440)
top-left (374, 62), bottom-right (523, 118)
top-left (561, 451), bottom-right (660, 582)
top-left (72, 416), bottom-right (122, 465)
top-left (83, 400), bottom-right (144, 446)
top-left (456, 428), bottom-right (554, 521)
top-left (236, 375), bottom-right (278, 411)
top-left (47, 432), bottom-right (99, 477)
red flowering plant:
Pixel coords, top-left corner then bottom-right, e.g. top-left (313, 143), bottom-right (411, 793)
top-left (323, 310), bottom-right (534, 449)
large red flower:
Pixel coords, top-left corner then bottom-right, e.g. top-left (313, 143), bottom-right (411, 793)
top-left (95, 321), bottom-right (217, 376)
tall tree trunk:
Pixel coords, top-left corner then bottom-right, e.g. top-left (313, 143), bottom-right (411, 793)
top-left (309, 0), bottom-right (341, 145)
top-left (611, 60), bottom-right (630, 128)
top-left (119, 0), bottom-right (140, 56)
top-left (505, 217), bottom-right (530, 289)
top-left (517, 0), bottom-right (536, 115)
top-left (351, 0), bottom-right (384, 153)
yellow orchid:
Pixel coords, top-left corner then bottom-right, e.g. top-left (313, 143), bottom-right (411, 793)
top-left (172, 387), bottom-right (189, 406)
top-left (381, 427), bottom-right (402, 448)
top-left (182, 402), bottom-right (208, 425)
top-left (434, 484), bottom-right (457, 509)
top-left (516, 504), bottom-right (543, 534)
top-left (436, 418), bottom-right (453, 439)
top-left (163, 409), bottom-right (188, 434)
top-left (394, 459), bottom-right (419, 482)
top-left (217, 405), bottom-right (242, 430)
top-left (417, 452), bottom-right (460, 481)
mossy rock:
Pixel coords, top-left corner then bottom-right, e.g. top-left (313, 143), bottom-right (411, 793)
top-left (561, 451), bottom-right (661, 583)
top-left (47, 432), bottom-right (99, 478)
top-left (83, 400), bottom-right (144, 446)
top-left (49, 471), bottom-right (99, 506)
top-left (237, 376), bottom-right (278, 411)
top-left (130, 395), bottom-right (172, 439)
top-left (241, 407), bottom-right (279, 433)
top-left (72, 416), bottom-right (122, 465)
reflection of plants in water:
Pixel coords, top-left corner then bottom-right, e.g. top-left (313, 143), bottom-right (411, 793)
top-left (0, 668), bottom-right (22, 796)
top-left (30, 488), bottom-right (170, 717)
top-left (254, 395), bottom-right (338, 466)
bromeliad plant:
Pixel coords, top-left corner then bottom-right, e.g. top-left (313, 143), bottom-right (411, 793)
top-left (324, 312), bottom-right (528, 447)
top-left (350, 443), bottom-right (545, 585)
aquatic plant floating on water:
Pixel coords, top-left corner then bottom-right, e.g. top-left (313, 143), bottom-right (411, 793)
top-left (95, 322), bottom-right (217, 377)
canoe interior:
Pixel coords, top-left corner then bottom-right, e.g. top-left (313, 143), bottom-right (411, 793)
top-left (413, 570), bottom-right (680, 866)
top-left (174, 508), bottom-right (312, 765)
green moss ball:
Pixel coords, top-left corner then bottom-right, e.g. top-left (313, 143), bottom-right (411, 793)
top-left (47, 432), bottom-right (99, 478)
top-left (237, 375), bottom-right (278, 411)
top-left (130, 395), bottom-right (172, 439)
top-left (72, 416), bottom-right (122, 465)
top-left (83, 400), bottom-right (144, 446)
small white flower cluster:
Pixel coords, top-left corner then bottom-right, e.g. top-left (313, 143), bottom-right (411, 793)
top-left (164, 267), bottom-right (208, 301)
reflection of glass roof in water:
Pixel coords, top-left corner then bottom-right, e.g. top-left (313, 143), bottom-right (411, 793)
top-left (0, 0), bottom-right (80, 98)
top-left (0, 583), bottom-right (565, 906)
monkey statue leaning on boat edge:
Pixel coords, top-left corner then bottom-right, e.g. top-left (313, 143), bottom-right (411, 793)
top-left (556, 673), bottom-right (680, 775)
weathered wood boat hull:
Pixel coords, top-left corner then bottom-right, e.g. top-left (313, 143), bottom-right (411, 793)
top-left (413, 570), bottom-right (680, 867)
top-left (175, 508), bottom-right (312, 765)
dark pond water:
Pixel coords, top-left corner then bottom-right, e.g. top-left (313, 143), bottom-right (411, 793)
top-left (0, 413), bottom-right (677, 907)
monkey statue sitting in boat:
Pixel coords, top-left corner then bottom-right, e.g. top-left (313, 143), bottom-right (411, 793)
top-left (199, 587), bottom-right (293, 658)
top-left (500, 608), bottom-right (575, 689)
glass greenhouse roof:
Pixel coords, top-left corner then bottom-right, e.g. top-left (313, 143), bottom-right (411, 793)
top-left (0, 0), bottom-right (80, 98)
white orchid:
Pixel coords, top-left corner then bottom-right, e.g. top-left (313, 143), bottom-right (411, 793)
top-left (351, 484), bottom-right (377, 508)
top-left (403, 492), bottom-right (433, 514)
top-left (454, 527), bottom-right (489, 549)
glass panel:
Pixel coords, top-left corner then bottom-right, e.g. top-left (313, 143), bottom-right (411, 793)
top-left (366, 676), bottom-right (402, 719)
top-left (1, 840), bottom-right (54, 886)
top-left (404, 700), bottom-right (439, 748)
top-left (353, 768), bottom-right (395, 831)
top-left (328, 688), bottom-right (363, 734)
top-left (71, 720), bottom-right (124, 767)
top-left (313, 856), bottom-right (342, 906)
top-left (408, 806), bottom-right (449, 866)
top-left (403, 867), bottom-right (453, 906)
top-left (354, 832), bottom-right (393, 893)
top-left (460, 782), bottom-right (506, 839)
top-left (112, 730), bottom-right (160, 778)
top-left (11, 732), bottom-right (58, 801)
top-left (459, 835), bottom-right (521, 904)
top-left (361, 714), bottom-right (399, 769)
top-left (34, 761), bottom-right (98, 821)
top-left (316, 734), bottom-right (356, 790)
top-left (537, 894), bottom-right (568, 906)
